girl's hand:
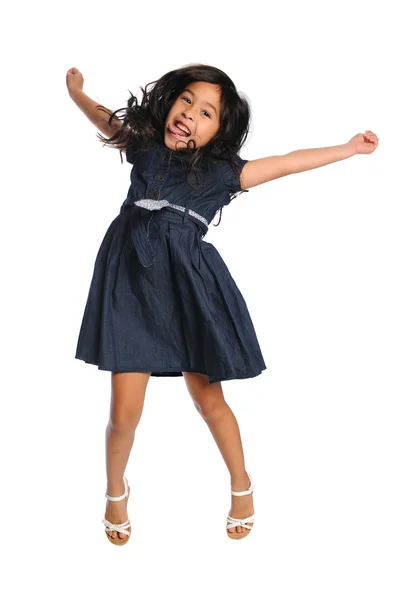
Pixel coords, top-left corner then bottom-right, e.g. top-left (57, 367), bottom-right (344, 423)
top-left (347, 130), bottom-right (379, 155)
top-left (66, 67), bottom-right (84, 97)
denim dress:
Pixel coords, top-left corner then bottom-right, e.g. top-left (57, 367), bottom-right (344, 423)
top-left (75, 137), bottom-right (267, 383)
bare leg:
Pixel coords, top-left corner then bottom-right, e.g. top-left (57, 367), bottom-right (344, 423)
top-left (183, 372), bottom-right (254, 534)
top-left (104, 371), bottom-right (151, 540)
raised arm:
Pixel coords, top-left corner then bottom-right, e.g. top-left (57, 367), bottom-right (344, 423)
top-left (240, 131), bottom-right (379, 190)
top-left (66, 67), bottom-right (125, 152)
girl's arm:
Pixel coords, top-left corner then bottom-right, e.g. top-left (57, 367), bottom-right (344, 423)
top-left (66, 67), bottom-right (125, 150)
top-left (240, 131), bottom-right (379, 190)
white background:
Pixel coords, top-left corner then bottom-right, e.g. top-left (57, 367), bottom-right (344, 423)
top-left (1, 0), bottom-right (399, 598)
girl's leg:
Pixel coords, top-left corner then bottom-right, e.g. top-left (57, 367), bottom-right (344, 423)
top-left (104, 371), bottom-right (151, 540)
top-left (183, 372), bottom-right (254, 534)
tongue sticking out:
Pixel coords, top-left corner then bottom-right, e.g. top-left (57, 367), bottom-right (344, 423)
top-left (169, 122), bottom-right (190, 137)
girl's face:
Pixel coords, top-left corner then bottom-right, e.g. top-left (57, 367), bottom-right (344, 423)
top-left (164, 81), bottom-right (221, 150)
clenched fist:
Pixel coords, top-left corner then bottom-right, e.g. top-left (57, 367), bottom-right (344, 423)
top-left (347, 130), bottom-right (379, 155)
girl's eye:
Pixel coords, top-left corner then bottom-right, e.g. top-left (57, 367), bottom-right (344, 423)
top-left (182, 97), bottom-right (211, 118)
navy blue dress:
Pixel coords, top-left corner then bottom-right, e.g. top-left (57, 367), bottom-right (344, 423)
top-left (75, 137), bottom-right (267, 384)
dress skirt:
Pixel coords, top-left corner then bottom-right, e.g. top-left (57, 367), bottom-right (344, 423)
top-left (75, 202), bottom-right (267, 384)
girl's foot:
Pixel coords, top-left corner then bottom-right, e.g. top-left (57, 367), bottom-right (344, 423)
top-left (104, 482), bottom-right (130, 540)
top-left (228, 473), bottom-right (254, 534)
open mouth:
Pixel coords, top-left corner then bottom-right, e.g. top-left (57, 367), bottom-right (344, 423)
top-left (168, 120), bottom-right (191, 138)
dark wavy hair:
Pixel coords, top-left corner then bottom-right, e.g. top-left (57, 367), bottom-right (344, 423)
top-left (95, 63), bottom-right (251, 223)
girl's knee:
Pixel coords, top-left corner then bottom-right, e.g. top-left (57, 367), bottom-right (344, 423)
top-left (183, 372), bottom-right (225, 416)
top-left (108, 411), bottom-right (137, 432)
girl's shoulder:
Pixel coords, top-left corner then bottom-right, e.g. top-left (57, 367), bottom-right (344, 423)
top-left (217, 152), bottom-right (249, 194)
top-left (125, 136), bottom-right (159, 166)
top-left (206, 151), bottom-right (249, 195)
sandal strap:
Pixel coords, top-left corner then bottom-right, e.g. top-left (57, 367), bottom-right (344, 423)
top-left (226, 514), bottom-right (255, 530)
top-left (102, 518), bottom-right (131, 536)
top-left (231, 473), bottom-right (255, 496)
top-left (105, 476), bottom-right (128, 501)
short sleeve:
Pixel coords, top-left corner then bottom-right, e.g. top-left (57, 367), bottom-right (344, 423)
top-left (220, 154), bottom-right (249, 194)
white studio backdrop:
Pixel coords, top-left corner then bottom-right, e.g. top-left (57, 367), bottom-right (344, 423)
top-left (1, 1), bottom-right (399, 599)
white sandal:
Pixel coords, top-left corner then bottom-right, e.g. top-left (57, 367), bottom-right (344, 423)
top-left (226, 473), bottom-right (255, 540)
top-left (102, 476), bottom-right (131, 545)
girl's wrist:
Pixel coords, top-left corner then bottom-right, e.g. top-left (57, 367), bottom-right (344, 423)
top-left (69, 88), bottom-right (84, 102)
top-left (342, 141), bottom-right (357, 158)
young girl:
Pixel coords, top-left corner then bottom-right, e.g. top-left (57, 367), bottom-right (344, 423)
top-left (66, 63), bottom-right (379, 545)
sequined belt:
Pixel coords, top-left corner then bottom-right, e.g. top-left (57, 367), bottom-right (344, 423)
top-left (119, 198), bottom-right (210, 268)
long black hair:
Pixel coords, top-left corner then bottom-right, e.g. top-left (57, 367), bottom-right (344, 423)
top-left (95, 63), bottom-right (251, 221)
